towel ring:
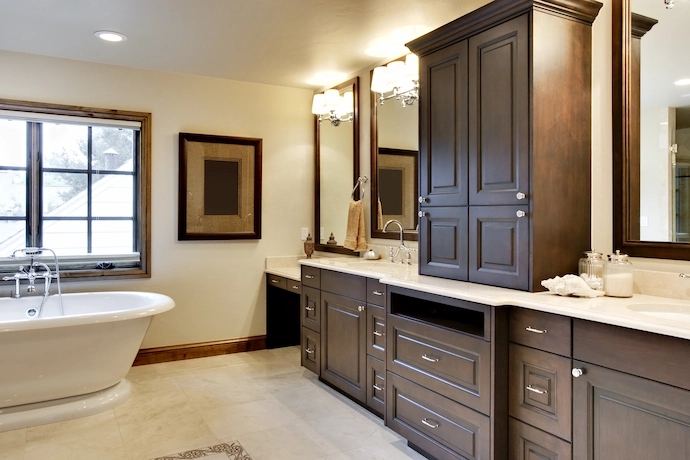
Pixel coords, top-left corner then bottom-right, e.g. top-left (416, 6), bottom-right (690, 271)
top-left (352, 176), bottom-right (368, 200)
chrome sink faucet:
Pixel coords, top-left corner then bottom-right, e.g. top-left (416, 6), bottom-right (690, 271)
top-left (383, 219), bottom-right (411, 264)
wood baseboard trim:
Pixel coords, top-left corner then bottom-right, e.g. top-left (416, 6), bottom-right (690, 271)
top-left (133, 335), bottom-right (267, 366)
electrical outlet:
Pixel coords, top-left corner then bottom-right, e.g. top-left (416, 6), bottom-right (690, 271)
top-left (301, 228), bottom-right (309, 240)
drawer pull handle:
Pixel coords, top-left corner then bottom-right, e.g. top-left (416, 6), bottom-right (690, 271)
top-left (373, 384), bottom-right (384, 391)
top-left (422, 354), bottom-right (439, 363)
top-left (421, 418), bottom-right (439, 429)
top-left (526, 385), bottom-right (548, 395)
top-left (373, 330), bottom-right (384, 337)
top-left (372, 290), bottom-right (384, 296)
top-left (305, 348), bottom-right (315, 355)
top-left (271, 279), bottom-right (280, 284)
top-left (525, 326), bottom-right (547, 334)
top-left (305, 306), bottom-right (315, 311)
top-left (305, 274), bottom-right (315, 279)
top-left (292, 285), bottom-right (300, 290)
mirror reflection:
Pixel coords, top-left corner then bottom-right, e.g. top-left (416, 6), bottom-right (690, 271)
top-left (315, 78), bottom-right (359, 253)
top-left (632, 0), bottom-right (690, 243)
top-left (370, 56), bottom-right (419, 240)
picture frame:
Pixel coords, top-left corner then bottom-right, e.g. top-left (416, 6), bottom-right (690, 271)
top-left (178, 133), bottom-right (262, 240)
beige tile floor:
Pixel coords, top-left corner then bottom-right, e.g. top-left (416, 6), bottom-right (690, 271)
top-left (0, 346), bottom-right (428, 460)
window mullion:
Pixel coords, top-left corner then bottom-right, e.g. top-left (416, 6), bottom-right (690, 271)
top-left (87, 126), bottom-right (93, 254)
top-left (29, 123), bottom-right (41, 248)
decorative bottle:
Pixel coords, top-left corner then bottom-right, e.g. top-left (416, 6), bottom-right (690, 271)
top-left (603, 250), bottom-right (633, 297)
top-left (578, 251), bottom-right (604, 291)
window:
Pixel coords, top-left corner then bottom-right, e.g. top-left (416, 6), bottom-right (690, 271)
top-left (0, 100), bottom-right (151, 279)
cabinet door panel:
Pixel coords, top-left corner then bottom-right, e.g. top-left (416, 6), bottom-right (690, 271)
top-left (469, 14), bottom-right (529, 206)
top-left (366, 304), bottom-right (386, 361)
top-left (321, 292), bottom-right (367, 402)
top-left (366, 355), bottom-right (386, 418)
top-left (573, 361), bottom-right (690, 459)
top-left (419, 206), bottom-right (468, 280)
top-left (301, 327), bottom-right (320, 375)
top-left (419, 40), bottom-right (468, 207)
top-left (469, 205), bottom-right (529, 290)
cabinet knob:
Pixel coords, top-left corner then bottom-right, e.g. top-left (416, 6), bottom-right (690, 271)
top-left (572, 368), bottom-right (584, 378)
top-left (516, 192), bottom-right (526, 200)
top-left (516, 210), bottom-right (526, 218)
top-left (418, 196), bottom-right (428, 203)
top-left (418, 211), bottom-right (428, 218)
top-left (358, 305), bottom-right (365, 312)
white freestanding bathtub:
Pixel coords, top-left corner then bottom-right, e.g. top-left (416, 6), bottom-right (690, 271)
top-left (0, 291), bottom-right (174, 431)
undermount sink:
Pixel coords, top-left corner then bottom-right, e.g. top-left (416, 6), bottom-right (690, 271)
top-left (627, 303), bottom-right (690, 322)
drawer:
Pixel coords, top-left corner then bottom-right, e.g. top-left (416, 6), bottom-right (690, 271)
top-left (386, 372), bottom-right (490, 460)
top-left (366, 305), bottom-right (386, 361)
top-left (301, 266), bottom-right (320, 288)
top-left (387, 314), bottom-right (491, 415)
top-left (321, 269), bottom-right (366, 300)
top-left (301, 286), bottom-right (320, 333)
top-left (286, 280), bottom-right (301, 294)
top-left (509, 343), bottom-right (572, 441)
top-left (266, 274), bottom-right (286, 290)
top-left (301, 327), bottom-right (320, 375)
top-left (510, 308), bottom-right (571, 357)
top-left (366, 278), bottom-right (386, 306)
top-left (366, 355), bottom-right (385, 418)
top-left (509, 418), bottom-right (572, 460)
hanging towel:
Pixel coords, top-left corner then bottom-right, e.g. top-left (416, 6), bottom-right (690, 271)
top-left (343, 199), bottom-right (367, 252)
top-left (377, 198), bottom-right (384, 229)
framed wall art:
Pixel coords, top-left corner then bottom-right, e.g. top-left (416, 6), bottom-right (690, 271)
top-left (178, 133), bottom-right (262, 240)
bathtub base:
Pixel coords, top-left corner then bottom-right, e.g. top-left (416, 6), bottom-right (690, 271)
top-left (0, 379), bottom-right (131, 432)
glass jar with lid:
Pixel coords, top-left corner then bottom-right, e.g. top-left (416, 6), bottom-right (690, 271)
top-left (578, 251), bottom-right (604, 291)
top-left (603, 250), bottom-right (633, 297)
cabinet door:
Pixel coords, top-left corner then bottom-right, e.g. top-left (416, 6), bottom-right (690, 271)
top-left (573, 361), bottom-right (690, 459)
top-left (509, 418), bottom-right (572, 460)
top-left (320, 292), bottom-right (367, 403)
top-left (469, 205), bottom-right (529, 290)
top-left (366, 304), bottom-right (386, 361)
top-left (468, 14), bottom-right (529, 206)
top-left (418, 40), bottom-right (468, 207)
top-left (419, 206), bottom-right (468, 280)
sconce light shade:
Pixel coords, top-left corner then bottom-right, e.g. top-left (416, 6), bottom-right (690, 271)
top-left (311, 93), bottom-right (327, 115)
top-left (386, 61), bottom-right (406, 87)
top-left (404, 53), bottom-right (419, 80)
top-left (324, 89), bottom-right (342, 111)
top-left (371, 66), bottom-right (391, 93)
top-left (341, 91), bottom-right (354, 111)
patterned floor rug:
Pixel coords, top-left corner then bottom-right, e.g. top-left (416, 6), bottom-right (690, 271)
top-left (150, 442), bottom-right (253, 460)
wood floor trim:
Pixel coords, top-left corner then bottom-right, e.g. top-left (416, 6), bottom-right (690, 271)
top-left (133, 335), bottom-right (267, 366)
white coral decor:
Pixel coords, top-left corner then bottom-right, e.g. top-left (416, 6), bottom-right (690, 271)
top-left (541, 274), bottom-right (605, 298)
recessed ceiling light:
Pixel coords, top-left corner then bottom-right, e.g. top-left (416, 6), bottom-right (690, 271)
top-left (94, 30), bottom-right (127, 42)
top-left (675, 78), bottom-right (690, 86)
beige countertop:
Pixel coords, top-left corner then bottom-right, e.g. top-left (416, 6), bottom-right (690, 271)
top-left (265, 266), bottom-right (301, 282)
top-left (299, 257), bottom-right (690, 341)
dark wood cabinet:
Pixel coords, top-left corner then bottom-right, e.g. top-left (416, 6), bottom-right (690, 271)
top-left (572, 361), bottom-right (690, 460)
top-left (320, 291), bottom-right (367, 403)
top-left (509, 418), bottom-right (572, 460)
top-left (409, 0), bottom-right (601, 290)
top-left (266, 274), bottom-right (300, 349)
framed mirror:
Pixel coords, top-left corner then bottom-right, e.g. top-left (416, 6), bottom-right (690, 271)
top-left (613, 0), bottom-right (690, 259)
top-left (370, 57), bottom-right (419, 241)
top-left (315, 77), bottom-right (361, 254)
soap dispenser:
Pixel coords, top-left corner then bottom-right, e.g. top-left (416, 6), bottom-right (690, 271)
top-left (603, 250), bottom-right (633, 297)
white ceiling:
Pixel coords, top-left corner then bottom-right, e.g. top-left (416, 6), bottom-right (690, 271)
top-left (0, 0), bottom-right (490, 89)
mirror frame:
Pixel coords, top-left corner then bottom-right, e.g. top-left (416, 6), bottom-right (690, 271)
top-left (369, 65), bottom-right (419, 242)
top-left (315, 77), bottom-right (361, 255)
top-left (612, 0), bottom-right (690, 259)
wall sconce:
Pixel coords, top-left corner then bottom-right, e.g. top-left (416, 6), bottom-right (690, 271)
top-left (312, 89), bottom-right (354, 126)
top-left (371, 54), bottom-right (419, 107)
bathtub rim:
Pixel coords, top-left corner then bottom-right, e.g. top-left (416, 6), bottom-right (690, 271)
top-left (0, 291), bottom-right (174, 333)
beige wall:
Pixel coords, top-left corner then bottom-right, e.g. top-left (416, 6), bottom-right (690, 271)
top-left (0, 49), bottom-right (315, 348)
